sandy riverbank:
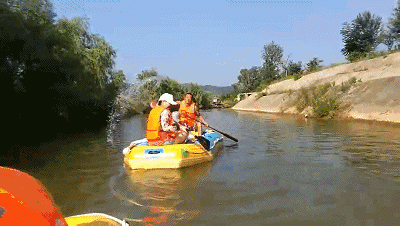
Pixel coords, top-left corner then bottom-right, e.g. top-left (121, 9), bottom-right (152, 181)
top-left (232, 52), bottom-right (400, 123)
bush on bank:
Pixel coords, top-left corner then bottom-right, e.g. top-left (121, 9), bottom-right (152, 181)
top-left (292, 77), bottom-right (360, 118)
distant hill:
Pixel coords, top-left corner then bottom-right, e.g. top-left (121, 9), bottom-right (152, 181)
top-left (200, 85), bottom-right (234, 96)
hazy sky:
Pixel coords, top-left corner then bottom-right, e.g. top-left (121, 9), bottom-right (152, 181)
top-left (52, 0), bottom-right (397, 86)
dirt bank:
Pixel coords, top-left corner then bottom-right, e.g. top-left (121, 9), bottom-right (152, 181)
top-left (232, 52), bottom-right (400, 123)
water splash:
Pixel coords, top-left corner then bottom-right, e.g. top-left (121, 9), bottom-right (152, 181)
top-left (106, 76), bottom-right (165, 145)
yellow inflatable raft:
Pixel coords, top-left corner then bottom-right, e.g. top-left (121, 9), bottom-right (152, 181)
top-left (123, 130), bottom-right (223, 170)
top-left (65, 213), bottom-right (128, 226)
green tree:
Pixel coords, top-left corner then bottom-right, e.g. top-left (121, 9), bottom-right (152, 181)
top-left (388, 1), bottom-right (400, 48)
top-left (0, 0), bottom-right (127, 160)
top-left (389, 0), bottom-right (400, 38)
top-left (137, 68), bottom-right (158, 81)
top-left (340, 11), bottom-right (383, 58)
top-left (306, 57), bottom-right (323, 72)
top-left (139, 80), bottom-right (159, 101)
top-left (183, 83), bottom-right (212, 109)
top-left (54, 17), bottom-right (122, 106)
top-left (235, 66), bottom-right (260, 93)
top-left (287, 61), bottom-right (302, 76)
top-left (6, 0), bottom-right (57, 21)
top-left (379, 29), bottom-right (396, 50)
top-left (159, 78), bottom-right (184, 98)
top-left (106, 70), bottom-right (126, 99)
top-left (261, 41), bottom-right (284, 81)
top-left (135, 70), bottom-right (212, 109)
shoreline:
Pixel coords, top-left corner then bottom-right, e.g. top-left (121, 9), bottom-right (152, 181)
top-left (232, 106), bottom-right (400, 128)
top-left (232, 52), bottom-right (400, 124)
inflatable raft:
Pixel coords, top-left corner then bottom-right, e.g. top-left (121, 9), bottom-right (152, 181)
top-left (123, 129), bottom-right (223, 170)
top-left (65, 213), bottom-right (129, 226)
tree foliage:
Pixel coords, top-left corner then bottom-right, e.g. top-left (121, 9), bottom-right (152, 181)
top-left (137, 68), bottom-right (158, 81)
top-left (306, 57), bottom-right (323, 72)
top-left (183, 83), bottom-right (213, 109)
top-left (235, 66), bottom-right (261, 93)
top-left (340, 11), bottom-right (383, 58)
top-left (0, 1), bottom-right (126, 152)
top-left (261, 41), bottom-right (284, 81)
top-left (379, 29), bottom-right (396, 50)
top-left (287, 61), bottom-right (302, 76)
top-left (136, 71), bottom-right (212, 109)
top-left (232, 41), bottom-right (285, 94)
top-left (386, 1), bottom-right (400, 49)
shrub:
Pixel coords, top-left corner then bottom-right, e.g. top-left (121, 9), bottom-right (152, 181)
top-left (295, 87), bottom-right (312, 112)
top-left (312, 96), bottom-right (340, 118)
top-left (293, 73), bottom-right (302, 81)
top-left (222, 99), bottom-right (238, 108)
top-left (314, 83), bottom-right (332, 97)
top-left (255, 80), bottom-right (271, 92)
top-left (294, 82), bottom-right (340, 118)
top-left (347, 52), bottom-right (367, 62)
top-left (340, 77), bottom-right (358, 93)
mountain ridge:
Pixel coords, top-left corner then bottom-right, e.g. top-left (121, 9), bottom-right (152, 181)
top-left (199, 85), bottom-right (234, 96)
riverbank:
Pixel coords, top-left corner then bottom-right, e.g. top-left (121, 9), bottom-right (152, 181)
top-left (232, 52), bottom-right (400, 123)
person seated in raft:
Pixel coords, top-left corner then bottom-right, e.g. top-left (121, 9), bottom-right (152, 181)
top-left (146, 93), bottom-right (188, 146)
top-left (177, 93), bottom-right (209, 137)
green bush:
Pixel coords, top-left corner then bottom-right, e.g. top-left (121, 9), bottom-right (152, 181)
top-left (255, 80), bottom-right (271, 92)
top-left (293, 73), bottom-right (302, 81)
top-left (295, 87), bottom-right (312, 112)
top-left (312, 96), bottom-right (340, 118)
top-left (347, 52), bottom-right (367, 62)
top-left (314, 83), bottom-right (332, 97)
top-left (294, 82), bottom-right (340, 118)
top-left (222, 99), bottom-right (238, 108)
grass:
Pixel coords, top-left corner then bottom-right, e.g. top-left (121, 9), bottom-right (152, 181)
top-left (222, 99), bottom-right (238, 108)
top-left (313, 96), bottom-right (340, 118)
top-left (347, 49), bottom-right (400, 63)
top-left (340, 77), bottom-right (359, 93)
top-left (238, 49), bottom-right (399, 115)
top-left (292, 77), bottom-right (361, 118)
top-left (293, 82), bottom-right (340, 118)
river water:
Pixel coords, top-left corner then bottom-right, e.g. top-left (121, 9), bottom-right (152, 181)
top-left (11, 109), bottom-right (400, 225)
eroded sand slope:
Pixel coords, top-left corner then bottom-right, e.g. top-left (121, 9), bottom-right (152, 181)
top-left (232, 52), bottom-right (400, 123)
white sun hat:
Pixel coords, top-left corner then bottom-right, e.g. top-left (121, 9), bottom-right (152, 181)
top-left (158, 93), bottom-right (177, 105)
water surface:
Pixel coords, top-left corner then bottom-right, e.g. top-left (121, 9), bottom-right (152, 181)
top-left (12, 109), bottom-right (400, 225)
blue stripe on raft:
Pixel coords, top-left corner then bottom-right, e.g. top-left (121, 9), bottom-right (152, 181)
top-left (202, 131), bottom-right (223, 152)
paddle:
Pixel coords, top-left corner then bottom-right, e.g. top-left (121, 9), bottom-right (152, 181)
top-left (171, 112), bottom-right (212, 149)
top-left (187, 115), bottom-right (238, 142)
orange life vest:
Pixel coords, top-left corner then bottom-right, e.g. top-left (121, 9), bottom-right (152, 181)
top-left (179, 100), bottom-right (197, 127)
top-left (146, 106), bottom-right (175, 145)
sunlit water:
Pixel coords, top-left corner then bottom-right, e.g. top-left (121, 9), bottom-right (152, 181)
top-left (11, 109), bottom-right (400, 225)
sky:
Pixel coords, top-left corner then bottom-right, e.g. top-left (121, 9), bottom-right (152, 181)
top-left (52, 0), bottom-right (398, 86)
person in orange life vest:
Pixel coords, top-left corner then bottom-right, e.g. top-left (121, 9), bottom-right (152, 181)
top-left (177, 93), bottom-right (208, 136)
top-left (146, 93), bottom-right (188, 146)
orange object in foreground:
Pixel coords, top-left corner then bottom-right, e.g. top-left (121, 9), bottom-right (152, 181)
top-left (0, 166), bottom-right (67, 226)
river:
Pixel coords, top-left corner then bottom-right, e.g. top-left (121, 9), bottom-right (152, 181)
top-left (9, 109), bottom-right (400, 225)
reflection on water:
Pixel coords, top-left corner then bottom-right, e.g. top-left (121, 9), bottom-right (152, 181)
top-left (111, 164), bottom-right (211, 224)
top-left (339, 120), bottom-right (400, 183)
top-left (11, 109), bottom-right (400, 225)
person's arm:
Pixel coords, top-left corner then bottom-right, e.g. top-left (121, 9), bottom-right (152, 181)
top-left (194, 105), bottom-right (208, 127)
top-left (160, 110), bottom-right (177, 132)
